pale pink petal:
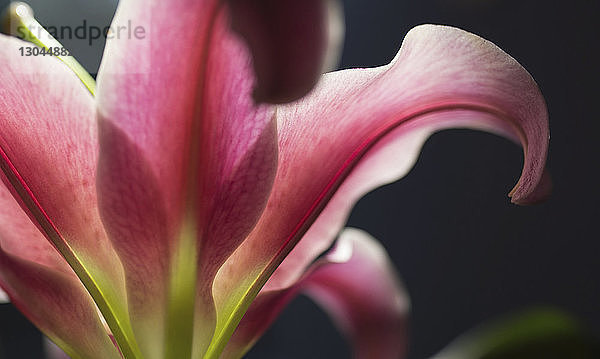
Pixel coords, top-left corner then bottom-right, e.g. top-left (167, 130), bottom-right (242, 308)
top-left (0, 287), bottom-right (7, 303)
top-left (223, 228), bottom-right (409, 359)
top-left (96, 1), bottom-right (277, 354)
top-left (228, 0), bottom-right (344, 103)
top-left (266, 124), bottom-right (432, 291)
top-left (215, 24), bottom-right (549, 317)
top-left (0, 33), bottom-right (131, 347)
top-left (44, 338), bottom-right (70, 359)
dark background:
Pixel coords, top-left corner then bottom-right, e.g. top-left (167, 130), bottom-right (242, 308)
top-left (1, 0), bottom-right (599, 358)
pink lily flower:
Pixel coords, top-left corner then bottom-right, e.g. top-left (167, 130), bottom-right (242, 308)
top-left (0, 0), bottom-right (549, 358)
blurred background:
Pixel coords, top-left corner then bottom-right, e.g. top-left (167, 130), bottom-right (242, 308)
top-left (0, 0), bottom-right (599, 358)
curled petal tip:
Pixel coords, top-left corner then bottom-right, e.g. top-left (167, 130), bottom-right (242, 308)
top-left (510, 167), bottom-right (552, 205)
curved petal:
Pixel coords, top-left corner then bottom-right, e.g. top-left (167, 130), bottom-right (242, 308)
top-left (96, 1), bottom-right (277, 355)
top-left (223, 228), bottom-right (409, 359)
top-left (0, 251), bottom-right (121, 359)
top-left (0, 288), bottom-right (7, 303)
top-left (228, 0), bottom-right (344, 103)
top-left (0, 34), bottom-right (135, 355)
top-left (45, 338), bottom-right (70, 359)
top-left (0, 186), bottom-right (120, 359)
top-left (215, 24), bottom-right (549, 327)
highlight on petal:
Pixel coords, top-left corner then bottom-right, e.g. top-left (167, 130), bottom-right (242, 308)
top-left (96, 1), bottom-right (277, 356)
top-left (228, 0), bottom-right (344, 103)
top-left (0, 287), bottom-right (8, 303)
top-left (214, 24), bottom-right (549, 344)
top-left (0, 34), bottom-right (137, 357)
top-left (223, 228), bottom-right (409, 359)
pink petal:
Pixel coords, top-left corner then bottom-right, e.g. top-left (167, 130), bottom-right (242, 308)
top-left (0, 34), bottom-right (120, 270)
top-left (215, 24), bottom-right (549, 316)
top-left (0, 34), bottom-right (131, 346)
top-left (223, 228), bottom-right (409, 359)
top-left (228, 0), bottom-right (344, 103)
top-left (0, 251), bottom-right (121, 359)
top-left (0, 184), bottom-right (120, 358)
top-left (0, 177), bottom-right (69, 275)
top-left (96, 1), bottom-right (277, 353)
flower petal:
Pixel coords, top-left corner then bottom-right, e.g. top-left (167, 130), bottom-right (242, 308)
top-left (0, 185), bottom-right (120, 358)
top-left (0, 251), bottom-right (122, 359)
top-left (0, 177), bottom-right (70, 275)
top-left (0, 34), bottom-right (136, 355)
top-left (45, 338), bottom-right (70, 359)
top-left (223, 228), bottom-right (409, 359)
top-left (96, 1), bottom-right (277, 355)
top-left (228, 0), bottom-right (344, 103)
top-left (215, 24), bottom-right (549, 333)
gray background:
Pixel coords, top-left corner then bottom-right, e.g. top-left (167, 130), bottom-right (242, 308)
top-left (0, 0), bottom-right (599, 358)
